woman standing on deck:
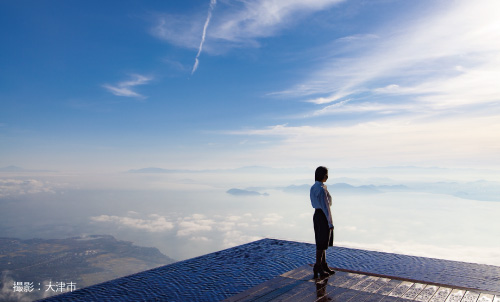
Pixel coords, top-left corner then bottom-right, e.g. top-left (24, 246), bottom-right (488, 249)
top-left (310, 166), bottom-right (335, 278)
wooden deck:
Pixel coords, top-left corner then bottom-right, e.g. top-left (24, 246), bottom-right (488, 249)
top-left (224, 264), bottom-right (500, 302)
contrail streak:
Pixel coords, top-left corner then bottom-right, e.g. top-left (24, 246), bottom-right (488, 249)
top-left (192, 0), bottom-right (217, 74)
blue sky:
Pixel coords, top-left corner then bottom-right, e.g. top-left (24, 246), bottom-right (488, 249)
top-left (1, 0), bottom-right (500, 171)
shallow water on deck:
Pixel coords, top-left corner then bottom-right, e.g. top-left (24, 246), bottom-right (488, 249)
top-left (42, 239), bottom-right (500, 301)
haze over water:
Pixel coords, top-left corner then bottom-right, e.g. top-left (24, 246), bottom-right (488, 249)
top-left (1, 166), bottom-right (500, 266)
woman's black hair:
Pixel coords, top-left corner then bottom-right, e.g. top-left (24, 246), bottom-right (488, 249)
top-left (315, 166), bottom-right (328, 181)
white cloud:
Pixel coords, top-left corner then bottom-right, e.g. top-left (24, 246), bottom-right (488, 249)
top-left (225, 115), bottom-right (500, 168)
top-left (89, 212), bottom-right (269, 243)
top-left (174, 212), bottom-right (276, 248)
top-left (175, 213), bottom-right (267, 247)
top-left (152, 0), bottom-right (346, 53)
top-left (0, 179), bottom-right (56, 197)
top-left (222, 230), bottom-right (262, 249)
top-left (90, 214), bottom-right (174, 232)
top-left (209, 0), bottom-right (345, 44)
top-left (189, 236), bottom-right (210, 241)
top-left (227, 215), bottom-right (241, 221)
top-left (216, 221), bottom-right (235, 232)
top-left (309, 101), bottom-right (418, 117)
top-left (282, 0), bottom-right (500, 114)
top-left (102, 74), bottom-right (153, 98)
top-left (176, 214), bottom-right (215, 236)
top-left (340, 225), bottom-right (359, 232)
top-left (262, 213), bottom-right (283, 225)
top-left (306, 93), bottom-right (353, 105)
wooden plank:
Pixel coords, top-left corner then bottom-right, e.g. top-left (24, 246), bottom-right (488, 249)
top-left (461, 291), bottom-right (480, 302)
top-left (281, 265), bottom-right (313, 280)
top-left (415, 285), bottom-right (439, 302)
top-left (301, 284), bottom-right (334, 302)
top-left (247, 280), bottom-right (311, 302)
top-left (291, 277), bottom-right (365, 302)
top-left (224, 274), bottom-right (309, 302)
top-left (325, 271), bottom-right (353, 287)
top-left (352, 276), bottom-right (380, 291)
top-left (377, 280), bottom-right (403, 296)
top-left (280, 268), bottom-right (301, 278)
top-left (477, 293), bottom-right (494, 302)
top-left (380, 295), bottom-right (411, 302)
top-left (323, 285), bottom-right (358, 301)
top-left (223, 276), bottom-right (292, 302)
top-left (361, 293), bottom-right (387, 302)
top-left (294, 284), bottom-right (349, 302)
top-left (281, 278), bottom-right (348, 302)
top-left (338, 273), bottom-right (370, 289)
top-left (402, 283), bottom-right (426, 300)
top-left (225, 265), bottom-right (500, 302)
top-left (444, 289), bottom-right (466, 302)
top-left (346, 290), bottom-right (382, 302)
top-left (290, 266), bottom-right (315, 280)
top-left (364, 278), bottom-right (391, 294)
top-left (389, 281), bottom-right (414, 297)
top-left (271, 281), bottom-right (318, 302)
top-left (429, 287), bottom-right (452, 302)
top-left (326, 287), bottom-right (365, 302)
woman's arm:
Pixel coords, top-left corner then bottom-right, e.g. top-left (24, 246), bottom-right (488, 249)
top-left (324, 185), bottom-right (332, 206)
top-left (319, 187), bottom-right (333, 228)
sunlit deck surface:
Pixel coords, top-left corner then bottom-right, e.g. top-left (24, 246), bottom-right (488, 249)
top-left (40, 238), bottom-right (500, 301)
top-left (224, 265), bottom-right (500, 302)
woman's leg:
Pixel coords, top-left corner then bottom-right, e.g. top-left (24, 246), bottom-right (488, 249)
top-left (316, 249), bottom-right (323, 266)
top-left (313, 249), bottom-right (328, 278)
top-left (313, 209), bottom-right (330, 278)
top-left (321, 249), bottom-right (335, 274)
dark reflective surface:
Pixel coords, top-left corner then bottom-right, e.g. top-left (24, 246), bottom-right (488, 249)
top-left (41, 239), bottom-right (500, 301)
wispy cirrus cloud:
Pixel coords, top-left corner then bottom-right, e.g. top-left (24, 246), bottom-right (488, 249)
top-left (283, 0), bottom-right (500, 115)
top-left (102, 74), bottom-right (153, 99)
top-left (306, 100), bottom-right (421, 117)
top-left (151, 0), bottom-right (346, 54)
top-left (208, 1), bottom-right (500, 169)
top-left (192, 0), bottom-right (217, 74)
top-left (207, 0), bottom-right (346, 45)
top-left (224, 114), bottom-right (500, 168)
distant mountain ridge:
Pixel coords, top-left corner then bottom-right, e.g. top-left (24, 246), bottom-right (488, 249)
top-left (281, 181), bottom-right (500, 201)
top-left (282, 183), bottom-right (408, 194)
top-left (226, 188), bottom-right (269, 196)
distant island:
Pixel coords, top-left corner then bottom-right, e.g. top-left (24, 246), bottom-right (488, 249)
top-left (0, 235), bottom-right (175, 301)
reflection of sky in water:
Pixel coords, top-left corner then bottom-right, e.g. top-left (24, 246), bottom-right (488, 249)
top-left (1, 167), bottom-right (500, 266)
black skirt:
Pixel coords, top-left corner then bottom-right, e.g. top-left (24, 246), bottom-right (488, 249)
top-left (313, 209), bottom-right (333, 250)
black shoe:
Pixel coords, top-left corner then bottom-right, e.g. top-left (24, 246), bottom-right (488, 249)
top-left (322, 263), bottom-right (335, 275)
top-left (313, 264), bottom-right (329, 279)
